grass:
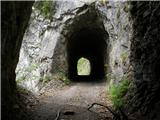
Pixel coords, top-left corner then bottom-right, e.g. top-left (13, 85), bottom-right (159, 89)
top-left (108, 78), bottom-right (131, 109)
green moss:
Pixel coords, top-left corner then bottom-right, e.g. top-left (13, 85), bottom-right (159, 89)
top-left (108, 78), bottom-right (131, 109)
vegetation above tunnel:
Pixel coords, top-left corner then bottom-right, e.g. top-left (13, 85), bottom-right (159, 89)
top-left (34, 1), bottom-right (56, 20)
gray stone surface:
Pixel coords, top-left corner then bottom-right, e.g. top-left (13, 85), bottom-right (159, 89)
top-left (16, 1), bottom-right (131, 94)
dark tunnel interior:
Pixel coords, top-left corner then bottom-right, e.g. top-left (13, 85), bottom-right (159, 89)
top-left (67, 27), bottom-right (107, 81)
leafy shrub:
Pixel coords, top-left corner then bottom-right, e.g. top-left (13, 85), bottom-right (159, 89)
top-left (108, 79), bottom-right (131, 108)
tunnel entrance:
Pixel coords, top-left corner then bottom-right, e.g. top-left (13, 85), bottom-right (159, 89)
top-left (67, 27), bottom-right (107, 81)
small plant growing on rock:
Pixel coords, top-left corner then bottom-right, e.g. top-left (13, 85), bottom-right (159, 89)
top-left (108, 78), bottom-right (131, 109)
top-left (34, 1), bottom-right (56, 20)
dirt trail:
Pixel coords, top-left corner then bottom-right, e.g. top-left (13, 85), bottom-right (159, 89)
top-left (30, 81), bottom-right (113, 120)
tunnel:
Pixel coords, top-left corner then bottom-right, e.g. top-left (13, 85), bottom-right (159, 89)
top-left (67, 27), bottom-right (107, 81)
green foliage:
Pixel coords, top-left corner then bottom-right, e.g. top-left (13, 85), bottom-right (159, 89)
top-left (108, 79), bottom-right (131, 109)
top-left (34, 1), bottom-right (56, 20)
top-left (77, 57), bottom-right (91, 75)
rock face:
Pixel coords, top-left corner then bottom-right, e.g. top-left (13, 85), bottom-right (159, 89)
top-left (98, 1), bottom-right (132, 84)
top-left (1, 1), bottom-right (33, 120)
top-left (128, 2), bottom-right (160, 120)
top-left (2, 1), bottom-right (160, 120)
top-left (16, 1), bottom-right (132, 93)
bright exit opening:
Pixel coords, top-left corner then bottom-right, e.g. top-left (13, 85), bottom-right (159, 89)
top-left (77, 57), bottom-right (91, 76)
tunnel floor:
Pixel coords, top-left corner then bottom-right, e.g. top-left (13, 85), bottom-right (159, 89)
top-left (28, 80), bottom-right (113, 120)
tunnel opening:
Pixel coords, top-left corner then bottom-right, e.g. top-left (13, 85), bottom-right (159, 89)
top-left (67, 27), bottom-right (107, 81)
top-left (77, 57), bottom-right (91, 76)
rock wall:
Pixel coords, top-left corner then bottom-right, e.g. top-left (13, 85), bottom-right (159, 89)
top-left (128, 2), bottom-right (160, 120)
top-left (1, 1), bottom-right (33, 120)
top-left (16, 1), bottom-right (132, 93)
top-left (97, 1), bottom-right (132, 84)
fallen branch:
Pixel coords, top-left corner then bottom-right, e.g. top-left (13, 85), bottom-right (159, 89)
top-left (88, 103), bottom-right (121, 120)
top-left (88, 103), bottom-right (129, 120)
top-left (54, 109), bottom-right (61, 120)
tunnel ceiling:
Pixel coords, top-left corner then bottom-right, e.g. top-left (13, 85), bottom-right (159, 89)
top-left (68, 27), bottom-right (106, 58)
